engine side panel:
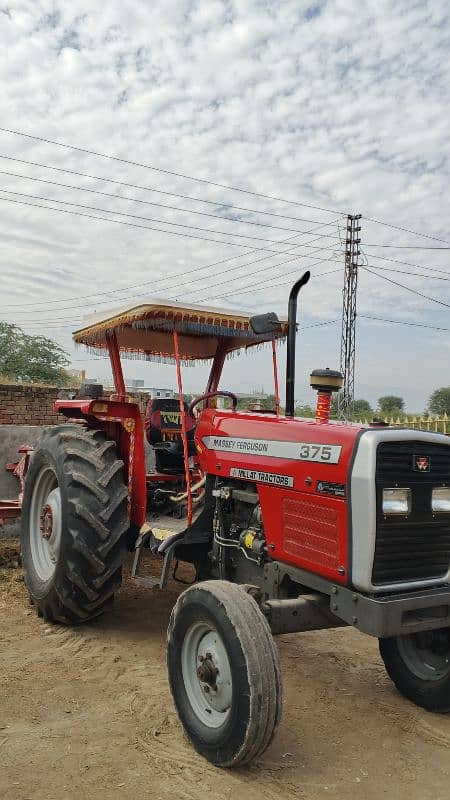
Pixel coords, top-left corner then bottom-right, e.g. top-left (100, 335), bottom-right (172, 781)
top-left (195, 409), bottom-right (362, 584)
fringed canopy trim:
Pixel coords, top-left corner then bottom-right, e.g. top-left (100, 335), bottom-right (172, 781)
top-left (73, 297), bottom-right (288, 362)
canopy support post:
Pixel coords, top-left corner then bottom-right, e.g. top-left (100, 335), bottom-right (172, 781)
top-left (173, 330), bottom-right (193, 525)
top-left (106, 331), bottom-right (126, 402)
top-left (272, 338), bottom-right (280, 416)
top-left (206, 338), bottom-right (228, 394)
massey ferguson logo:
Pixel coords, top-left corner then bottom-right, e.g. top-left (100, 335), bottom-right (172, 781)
top-left (413, 455), bottom-right (431, 472)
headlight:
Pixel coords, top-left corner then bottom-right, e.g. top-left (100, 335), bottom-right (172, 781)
top-left (382, 487), bottom-right (411, 515)
top-left (432, 487), bottom-right (450, 513)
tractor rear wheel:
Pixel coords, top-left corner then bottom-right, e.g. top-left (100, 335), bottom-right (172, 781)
top-left (21, 425), bottom-right (129, 624)
top-left (167, 580), bottom-right (282, 767)
top-left (379, 629), bottom-right (450, 712)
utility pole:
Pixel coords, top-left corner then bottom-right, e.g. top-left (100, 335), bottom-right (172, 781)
top-left (338, 214), bottom-right (362, 418)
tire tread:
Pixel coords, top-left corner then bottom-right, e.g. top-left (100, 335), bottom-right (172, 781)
top-left (22, 425), bottom-right (129, 625)
top-left (379, 635), bottom-right (450, 713)
top-left (168, 580), bottom-right (282, 767)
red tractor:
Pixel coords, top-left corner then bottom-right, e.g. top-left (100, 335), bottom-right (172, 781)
top-left (21, 272), bottom-right (450, 767)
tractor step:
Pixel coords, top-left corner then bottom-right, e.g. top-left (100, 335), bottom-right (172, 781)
top-left (131, 530), bottom-right (179, 590)
top-left (132, 574), bottom-right (161, 589)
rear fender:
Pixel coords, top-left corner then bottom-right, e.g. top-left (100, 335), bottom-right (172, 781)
top-left (54, 399), bottom-right (146, 527)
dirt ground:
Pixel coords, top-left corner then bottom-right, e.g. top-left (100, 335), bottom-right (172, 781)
top-left (1, 540), bottom-right (449, 800)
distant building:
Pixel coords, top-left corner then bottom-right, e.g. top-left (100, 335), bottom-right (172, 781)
top-left (211, 391), bottom-right (269, 409)
top-left (148, 387), bottom-right (174, 399)
top-left (124, 379), bottom-right (174, 398)
top-left (126, 378), bottom-right (145, 391)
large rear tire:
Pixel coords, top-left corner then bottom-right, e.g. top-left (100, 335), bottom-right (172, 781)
top-left (21, 425), bottom-right (129, 624)
top-left (379, 629), bottom-right (450, 712)
top-left (167, 580), bottom-right (282, 767)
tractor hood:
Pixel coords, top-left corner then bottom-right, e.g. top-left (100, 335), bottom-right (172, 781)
top-left (195, 409), bottom-right (362, 493)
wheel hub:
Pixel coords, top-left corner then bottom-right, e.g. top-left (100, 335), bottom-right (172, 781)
top-left (197, 653), bottom-right (219, 690)
top-left (181, 623), bottom-right (233, 728)
top-left (399, 629), bottom-right (450, 681)
top-left (40, 504), bottom-right (53, 540)
top-left (29, 467), bottom-right (62, 581)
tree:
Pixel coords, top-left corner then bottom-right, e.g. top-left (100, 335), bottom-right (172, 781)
top-left (350, 399), bottom-right (372, 417)
top-left (330, 395), bottom-right (339, 418)
top-left (322, 396), bottom-right (372, 419)
top-left (429, 387), bottom-right (450, 416)
top-left (295, 404), bottom-right (314, 418)
top-left (0, 322), bottom-right (23, 378)
top-left (378, 395), bottom-right (405, 414)
top-left (0, 322), bottom-right (70, 385)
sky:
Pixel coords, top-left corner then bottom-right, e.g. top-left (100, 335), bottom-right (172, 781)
top-left (0, 0), bottom-right (449, 412)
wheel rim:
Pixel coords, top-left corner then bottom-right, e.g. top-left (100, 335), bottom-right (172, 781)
top-left (398, 630), bottom-right (450, 681)
top-left (29, 465), bottom-right (62, 582)
top-left (181, 621), bottom-right (233, 728)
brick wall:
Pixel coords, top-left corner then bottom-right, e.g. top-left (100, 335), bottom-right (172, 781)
top-left (0, 384), bottom-right (150, 426)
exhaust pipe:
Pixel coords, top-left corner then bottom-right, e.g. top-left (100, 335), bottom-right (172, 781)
top-left (285, 271), bottom-right (311, 417)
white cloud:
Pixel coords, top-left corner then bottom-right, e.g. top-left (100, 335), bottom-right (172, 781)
top-left (0, 0), bottom-right (449, 409)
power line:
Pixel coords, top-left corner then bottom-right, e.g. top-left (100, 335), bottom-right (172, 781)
top-left (365, 216), bottom-right (450, 246)
top-left (196, 257), bottom-right (339, 302)
top-left (0, 126), bottom-right (343, 215)
top-left (3, 249), bottom-right (338, 324)
top-left (364, 243), bottom-right (450, 251)
top-left (207, 266), bottom-right (342, 300)
top-left (1, 130), bottom-right (446, 254)
top-left (2, 221), bottom-right (342, 317)
top-left (0, 192), bottom-right (342, 256)
top-left (4, 130), bottom-right (447, 249)
top-left (5, 242), bottom-right (333, 322)
top-left (362, 252), bottom-right (450, 276)
top-left (11, 265), bottom-right (343, 327)
top-left (363, 266), bottom-right (450, 308)
top-left (0, 155), bottom-right (343, 228)
top-left (25, 307), bottom-right (450, 337)
top-left (0, 187), bottom-right (344, 248)
top-left (3, 217), bottom-right (340, 310)
top-left (360, 314), bottom-right (450, 332)
top-left (366, 265), bottom-right (450, 281)
top-left (21, 298), bottom-right (450, 345)
top-left (0, 168), bottom-right (346, 239)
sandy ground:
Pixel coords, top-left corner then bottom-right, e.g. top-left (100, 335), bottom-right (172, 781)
top-left (1, 540), bottom-right (449, 800)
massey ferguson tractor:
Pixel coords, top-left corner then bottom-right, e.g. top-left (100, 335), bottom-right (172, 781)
top-left (19, 271), bottom-right (450, 767)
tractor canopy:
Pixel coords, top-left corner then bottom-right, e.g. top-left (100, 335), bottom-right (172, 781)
top-left (73, 297), bottom-right (289, 363)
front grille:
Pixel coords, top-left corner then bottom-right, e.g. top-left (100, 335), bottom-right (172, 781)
top-left (373, 441), bottom-right (450, 585)
top-left (377, 441), bottom-right (450, 484)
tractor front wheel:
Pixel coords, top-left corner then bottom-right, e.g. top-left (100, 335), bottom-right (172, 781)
top-left (21, 425), bottom-right (129, 624)
top-left (379, 629), bottom-right (450, 712)
top-left (167, 580), bottom-right (282, 767)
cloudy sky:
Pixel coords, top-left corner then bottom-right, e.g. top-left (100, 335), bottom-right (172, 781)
top-left (0, 0), bottom-right (449, 411)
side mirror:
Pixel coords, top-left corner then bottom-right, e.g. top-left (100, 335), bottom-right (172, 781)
top-left (249, 311), bottom-right (282, 336)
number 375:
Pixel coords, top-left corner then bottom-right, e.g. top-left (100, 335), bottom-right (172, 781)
top-left (299, 444), bottom-right (332, 461)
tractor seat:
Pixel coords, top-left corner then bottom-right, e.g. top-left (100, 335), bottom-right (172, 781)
top-left (144, 398), bottom-right (196, 474)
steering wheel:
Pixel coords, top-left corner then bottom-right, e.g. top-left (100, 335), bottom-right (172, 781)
top-left (189, 391), bottom-right (238, 418)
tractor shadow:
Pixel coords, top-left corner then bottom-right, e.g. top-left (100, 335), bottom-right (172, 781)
top-left (92, 552), bottom-right (188, 641)
top-left (67, 560), bottom-right (450, 791)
